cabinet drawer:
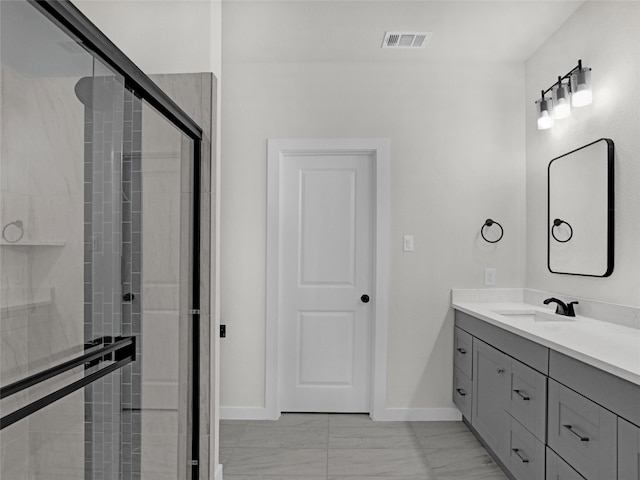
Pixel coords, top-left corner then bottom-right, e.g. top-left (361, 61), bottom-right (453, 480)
top-left (454, 327), bottom-right (472, 378)
top-left (548, 380), bottom-right (617, 480)
top-left (546, 447), bottom-right (587, 480)
top-left (618, 417), bottom-right (640, 480)
top-left (509, 358), bottom-right (547, 442)
top-left (453, 367), bottom-right (472, 420)
top-left (506, 415), bottom-right (545, 480)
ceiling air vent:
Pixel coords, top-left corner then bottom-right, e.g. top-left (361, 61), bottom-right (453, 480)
top-left (382, 31), bottom-right (432, 49)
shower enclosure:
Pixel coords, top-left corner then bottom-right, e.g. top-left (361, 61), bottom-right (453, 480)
top-left (0, 1), bottom-right (211, 479)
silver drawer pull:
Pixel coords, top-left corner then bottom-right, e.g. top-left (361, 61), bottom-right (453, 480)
top-left (456, 388), bottom-right (467, 397)
top-left (563, 424), bottom-right (589, 442)
top-left (512, 448), bottom-right (530, 463)
top-left (457, 348), bottom-right (467, 354)
top-left (513, 389), bottom-right (530, 401)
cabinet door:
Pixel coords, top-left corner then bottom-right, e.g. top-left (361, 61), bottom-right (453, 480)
top-left (472, 338), bottom-right (510, 461)
top-left (618, 417), bottom-right (640, 480)
top-left (546, 447), bottom-right (587, 480)
top-left (548, 379), bottom-right (617, 480)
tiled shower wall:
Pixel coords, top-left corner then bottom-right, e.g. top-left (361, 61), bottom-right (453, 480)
top-left (1, 66), bottom-right (88, 480)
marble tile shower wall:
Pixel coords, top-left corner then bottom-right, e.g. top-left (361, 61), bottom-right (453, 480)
top-left (1, 67), bottom-right (87, 480)
top-left (148, 73), bottom-right (215, 480)
top-left (138, 96), bottom-right (190, 480)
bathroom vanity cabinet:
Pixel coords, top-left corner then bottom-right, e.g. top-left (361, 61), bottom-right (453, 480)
top-left (454, 310), bottom-right (640, 480)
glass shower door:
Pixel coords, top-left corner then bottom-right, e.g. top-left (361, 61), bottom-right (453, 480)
top-left (0, 1), bottom-right (200, 479)
top-left (1, 2), bottom-right (124, 478)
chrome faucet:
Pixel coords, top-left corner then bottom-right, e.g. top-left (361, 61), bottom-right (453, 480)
top-left (544, 297), bottom-right (579, 317)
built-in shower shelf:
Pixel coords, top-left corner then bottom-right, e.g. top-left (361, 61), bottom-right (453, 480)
top-left (0, 240), bottom-right (65, 247)
top-left (1, 287), bottom-right (54, 316)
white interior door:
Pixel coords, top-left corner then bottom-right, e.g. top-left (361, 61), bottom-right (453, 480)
top-left (278, 150), bottom-right (374, 412)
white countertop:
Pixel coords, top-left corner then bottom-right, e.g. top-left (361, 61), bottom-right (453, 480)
top-left (452, 300), bottom-right (640, 386)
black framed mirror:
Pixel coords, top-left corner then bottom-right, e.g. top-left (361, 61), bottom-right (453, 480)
top-left (547, 138), bottom-right (614, 277)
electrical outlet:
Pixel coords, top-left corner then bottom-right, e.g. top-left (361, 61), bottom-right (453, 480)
top-left (403, 235), bottom-right (414, 252)
top-left (485, 268), bottom-right (496, 286)
top-left (220, 324), bottom-right (226, 338)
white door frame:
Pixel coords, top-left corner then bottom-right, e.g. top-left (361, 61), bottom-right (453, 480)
top-left (266, 138), bottom-right (390, 420)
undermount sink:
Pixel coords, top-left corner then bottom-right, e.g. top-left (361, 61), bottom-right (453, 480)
top-left (491, 309), bottom-right (576, 322)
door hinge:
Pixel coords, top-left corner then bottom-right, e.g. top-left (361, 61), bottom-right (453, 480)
top-left (187, 460), bottom-right (199, 466)
top-left (188, 309), bottom-right (201, 315)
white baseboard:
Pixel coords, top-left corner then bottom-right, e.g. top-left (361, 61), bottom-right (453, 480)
top-left (372, 407), bottom-right (462, 422)
top-left (221, 406), bottom-right (461, 422)
top-left (214, 463), bottom-right (223, 480)
top-left (220, 406), bottom-right (277, 420)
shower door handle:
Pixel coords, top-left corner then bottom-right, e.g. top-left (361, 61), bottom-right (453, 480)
top-left (0, 336), bottom-right (136, 430)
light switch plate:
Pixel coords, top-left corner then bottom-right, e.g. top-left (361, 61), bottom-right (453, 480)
top-left (403, 235), bottom-right (414, 252)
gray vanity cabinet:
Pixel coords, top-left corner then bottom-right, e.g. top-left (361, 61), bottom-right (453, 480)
top-left (472, 338), bottom-right (510, 460)
top-left (618, 418), bottom-right (640, 480)
top-left (453, 309), bottom-right (640, 480)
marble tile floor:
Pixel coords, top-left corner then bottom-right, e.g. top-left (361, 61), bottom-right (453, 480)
top-left (220, 413), bottom-right (509, 480)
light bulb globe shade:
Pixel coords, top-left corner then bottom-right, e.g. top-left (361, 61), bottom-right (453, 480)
top-left (572, 89), bottom-right (592, 107)
top-left (571, 68), bottom-right (592, 107)
top-left (552, 83), bottom-right (571, 119)
top-left (536, 97), bottom-right (554, 130)
top-left (538, 112), bottom-right (553, 130)
top-left (553, 100), bottom-right (571, 119)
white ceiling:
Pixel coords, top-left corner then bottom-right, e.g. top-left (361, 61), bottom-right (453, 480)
top-left (222, 1), bottom-right (586, 64)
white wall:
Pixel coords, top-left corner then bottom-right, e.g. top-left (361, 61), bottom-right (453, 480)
top-left (220, 54), bottom-right (527, 411)
top-left (74, 0), bottom-right (220, 75)
top-left (525, 1), bottom-right (640, 306)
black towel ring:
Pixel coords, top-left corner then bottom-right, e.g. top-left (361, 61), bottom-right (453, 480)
top-left (481, 219), bottom-right (503, 243)
top-left (2, 220), bottom-right (24, 243)
top-left (551, 218), bottom-right (573, 243)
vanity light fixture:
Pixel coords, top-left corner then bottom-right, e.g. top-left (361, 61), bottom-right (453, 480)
top-left (536, 59), bottom-right (592, 130)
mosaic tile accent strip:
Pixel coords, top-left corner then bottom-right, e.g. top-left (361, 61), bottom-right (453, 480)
top-left (119, 90), bottom-right (143, 480)
top-left (83, 80), bottom-right (141, 480)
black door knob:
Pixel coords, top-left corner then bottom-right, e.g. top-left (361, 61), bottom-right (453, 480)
top-left (122, 293), bottom-right (135, 302)
top-left (361, 294), bottom-right (370, 303)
